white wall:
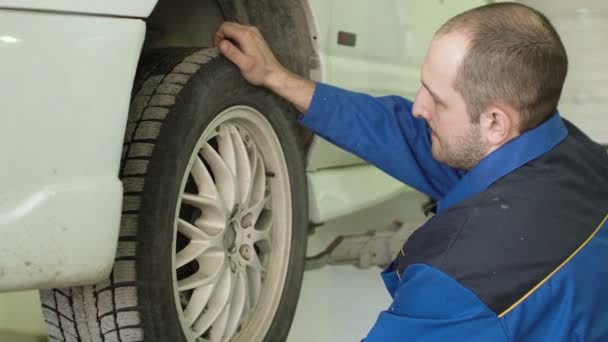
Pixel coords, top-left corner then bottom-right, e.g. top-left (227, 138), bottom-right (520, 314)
top-left (520, 0), bottom-right (608, 143)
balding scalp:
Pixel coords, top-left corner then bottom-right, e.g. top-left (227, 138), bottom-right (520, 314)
top-left (438, 2), bottom-right (568, 132)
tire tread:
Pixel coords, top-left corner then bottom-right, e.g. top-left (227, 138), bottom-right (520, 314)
top-left (40, 48), bottom-right (221, 341)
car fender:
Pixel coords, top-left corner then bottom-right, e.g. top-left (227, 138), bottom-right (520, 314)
top-left (0, 0), bottom-right (158, 17)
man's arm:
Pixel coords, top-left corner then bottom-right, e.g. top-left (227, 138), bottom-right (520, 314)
top-left (214, 22), bottom-right (462, 198)
top-left (300, 83), bottom-right (462, 198)
top-left (214, 22), bottom-right (315, 112)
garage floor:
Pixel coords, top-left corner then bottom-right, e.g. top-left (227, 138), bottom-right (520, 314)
top-left (288, 266), bottom-right (390, 342)
top-left (0, 191), bottom-right (427, 342)
top-left (289, 191), bottom-right (426, 341)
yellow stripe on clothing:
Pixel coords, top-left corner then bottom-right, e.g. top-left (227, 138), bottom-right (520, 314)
top-left (499, 212), bottom-right (608, 318)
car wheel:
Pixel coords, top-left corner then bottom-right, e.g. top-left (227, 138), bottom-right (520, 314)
top-left (39, 48), bottom-right (308, 342)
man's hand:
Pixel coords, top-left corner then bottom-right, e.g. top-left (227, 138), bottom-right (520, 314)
top-left (214, 22), bottom-right (283, 87)
top-left (214, 21), bottom-right (316, 113)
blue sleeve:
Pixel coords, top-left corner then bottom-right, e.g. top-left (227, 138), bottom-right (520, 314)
top-left (299, 82), bottom-right (462, 199)
top-left (365, 264), bottom-right (508, 342)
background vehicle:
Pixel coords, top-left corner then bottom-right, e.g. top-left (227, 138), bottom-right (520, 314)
top-left (0, 0), bottom-right (606, 341)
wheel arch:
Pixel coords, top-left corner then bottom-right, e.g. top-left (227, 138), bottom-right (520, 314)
top-left (144, 0), bottom-right (320, 148)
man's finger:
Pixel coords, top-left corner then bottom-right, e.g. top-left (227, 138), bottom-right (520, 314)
top-left (215, 22), bottom-right (248, 46)
top-left (219, 40), bottom-right (253, 71)
top-left (213, 31), bottom-right (223, 48)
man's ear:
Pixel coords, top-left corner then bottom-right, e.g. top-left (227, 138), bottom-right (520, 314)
top-left (479, 104), bottom-right (520, 146)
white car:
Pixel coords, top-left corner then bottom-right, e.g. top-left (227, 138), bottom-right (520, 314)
top-left (0, 0), bottom-right (605, 341)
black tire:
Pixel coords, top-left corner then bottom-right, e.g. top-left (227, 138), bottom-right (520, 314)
top-left (40, 48), bottom-right (308, 342)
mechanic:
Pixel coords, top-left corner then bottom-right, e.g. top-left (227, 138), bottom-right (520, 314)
top-left (214, 2), bottom-right (608, 341)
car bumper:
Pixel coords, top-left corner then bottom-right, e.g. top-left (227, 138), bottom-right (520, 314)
top-left (0, 9), bottom-right (145, 291)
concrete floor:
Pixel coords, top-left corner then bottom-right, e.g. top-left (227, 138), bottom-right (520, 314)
top-left (288, 191), bottom-right (426, 341)
top-left (288, 266), bottom-right (390, 342)
top-left (0, 191), bottom-right (427, 342)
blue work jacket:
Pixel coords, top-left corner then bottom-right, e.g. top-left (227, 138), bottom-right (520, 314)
top-left (299, 83), bottom-right (608, 341)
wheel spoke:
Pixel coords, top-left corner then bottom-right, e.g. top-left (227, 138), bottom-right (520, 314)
top-left (192, 266), bottom-right (233, 337)
top-left (242, 146), bottom-right (257, 208)
top-left (177, 250), bottom-right (225, 292)
top-left (218, 125), bottom-right (237, 178)
top-left (246, 250), bottom-right (266, 273)
top-left (178, 219), bottom-right (218, 242)
top-left (251, 227), bottom-right (271, 243)
top-left (249, 153), bottom-right (266, 207)
top-left (181, 192), bottom-right (218, 208)
top-left (247, 267), bottom-right (263, 313)
top-left (183, 284), bottom-right (215, 325)
top-left (210, 269), bottom-right (240, 341)
top-left (229, 126), bottom-right (253, 206)
top-left (176, 241), bottom-right (211, 269)
top-left (223, 269), bottom-right (248, 339)
top-left (250, 194), bottom-right (271, 225)
top-left (209, 296), bottom-right (231, 342)
top-left (194, 216), bottom-right (226, 235)
top-left (181, 193), bottom-right (227, 235)
top-left (253, 208), bottom-right (273, 232)
top-left (202, 142), bottom-right (236, 213)
top-left (240, 267), bottom-right (252, 324)
top-left (191, 155), bottom-right (220, 200)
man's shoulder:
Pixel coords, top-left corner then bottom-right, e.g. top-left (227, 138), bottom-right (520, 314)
top-left (401, 192), bottom-right (540, 269)
top-left (398, 122), bottom-right (608, 313)
top-left (399, 179), bottom-right (603, 313)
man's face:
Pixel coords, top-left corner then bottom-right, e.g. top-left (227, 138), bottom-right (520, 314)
top-left (412, 32), bottom-right (488, 170)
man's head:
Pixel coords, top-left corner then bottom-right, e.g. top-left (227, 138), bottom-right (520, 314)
top-left (412, 2), bottom-right (568, 170)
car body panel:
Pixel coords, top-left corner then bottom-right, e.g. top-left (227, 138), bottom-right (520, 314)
top-left (0, 9), bottom-right (145, 291)
top-left (307, 165), bottom-right (418, 224)
top-left (0, 0), bottom-right (157, 17)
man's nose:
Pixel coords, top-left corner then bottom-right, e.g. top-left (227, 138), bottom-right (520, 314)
top-left (412, 102), bottom-right (425, 119)
top-left (412, 96), bottom-right (431, 121)
top-left (412, 93), bottom-right (431, 120)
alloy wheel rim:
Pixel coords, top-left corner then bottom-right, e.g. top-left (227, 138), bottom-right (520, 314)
top-left (172, 106), bottom-right (292, 342)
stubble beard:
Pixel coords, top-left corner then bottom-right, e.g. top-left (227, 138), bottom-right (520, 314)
top-left (432, 124), bottom-right (488, 171)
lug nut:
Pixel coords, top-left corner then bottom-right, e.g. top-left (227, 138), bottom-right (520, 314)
top-left (241, 213), bottom-right (254, 228)
top-left (240, 245), bottom-right (252, 260)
